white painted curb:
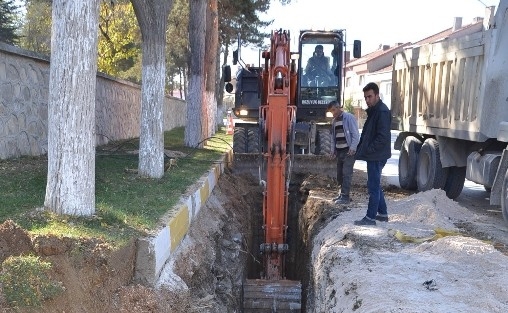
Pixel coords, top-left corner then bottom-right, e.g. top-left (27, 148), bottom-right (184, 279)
top-left (134, 150), bottom-right (233, 285)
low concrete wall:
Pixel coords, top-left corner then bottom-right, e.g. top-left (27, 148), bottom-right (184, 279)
top-left (0, 42), bottom-right (186, 159)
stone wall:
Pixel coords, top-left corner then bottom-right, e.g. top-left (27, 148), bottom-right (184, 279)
top-left (0, 43), bottom-right (186, 159)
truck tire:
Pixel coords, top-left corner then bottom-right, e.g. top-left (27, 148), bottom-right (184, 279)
top-left (233, 127), bottom-right (247, 153)
top-left (247, 128), bottom-right (260, 153)
top-left (443, 166), bottom-right (466, 199)
top-left (502, 169), bottom-right (508, 223)
top-left (316, 129), bottom-right (332, 155)
top-left (398, 136), bottom-right (422, 190)
top-left (416, 138), bottom-right (448, 191)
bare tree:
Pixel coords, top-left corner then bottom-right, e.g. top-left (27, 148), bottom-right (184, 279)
top-left (185, 0), bottom-right (206, 148)
top-left (131, 0), bottom-right (174, 178)
top-left (44, 0), bottom-right (100, 216)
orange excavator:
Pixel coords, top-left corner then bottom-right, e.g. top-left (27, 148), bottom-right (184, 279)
top-left (223, 28), bottom-right (361, 311)
top-left (240, 29), bottom-right (302, 312)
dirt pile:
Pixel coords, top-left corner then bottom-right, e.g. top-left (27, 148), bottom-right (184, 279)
top-left (0, 219), bottom-right (137, 312)
top-left (308, 188), bottom-right (508, 312)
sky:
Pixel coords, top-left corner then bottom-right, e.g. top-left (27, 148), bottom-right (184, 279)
top-left (238, 0), bottom-right (500, 63)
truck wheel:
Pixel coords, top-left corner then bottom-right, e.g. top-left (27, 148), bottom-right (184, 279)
top-left (398, 136), bottom-right (422, 190)
top-left (247, 128), bottom-right (260, 153)
top-left (416, 138), bottom-right (448, 191)
top-left (502, 169), bottom-right (508, 223)
top-left (316, 129), bottom-right (332, 155)
top-left (443, 166), bottom-right (466, 199)
top-left (233, 127), bottom-right (247, 153)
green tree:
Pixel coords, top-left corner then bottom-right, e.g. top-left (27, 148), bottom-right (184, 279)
top-left (98, 0), bottom-right (141, 81)
top-left (19, 0), bottom-right (143, 82)
top-left (164, 0), bottom-right (276, 100)
top-left (344, 98), bottom-right (354, 114)
top-left (0, 0), bottom-right (21, 44)
top-left (166, 0), bottom-right (189, 97)
top-left (19, 0), bottom-right (52, 54)
top-left (218, 0), bottom-right (272, 50)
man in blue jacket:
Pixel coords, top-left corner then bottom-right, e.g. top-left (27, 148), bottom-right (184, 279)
top-left (327, 101), bottom-right (360, 205)
top-left (354, 82), bottom-right (392, 226)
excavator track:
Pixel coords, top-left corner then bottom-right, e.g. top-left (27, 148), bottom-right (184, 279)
top-left (243, 279), bottom-right (302, 312)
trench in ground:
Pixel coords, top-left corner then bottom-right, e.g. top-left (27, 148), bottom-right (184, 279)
top-left (172, 156), bottom-right (350, 312)
top-left (243, 172), bottom-right (312, 311)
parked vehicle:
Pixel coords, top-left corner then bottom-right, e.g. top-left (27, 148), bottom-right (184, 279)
top-left (391, 1), bottom-right (508, 221)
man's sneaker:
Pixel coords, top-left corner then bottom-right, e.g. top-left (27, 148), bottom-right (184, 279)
top-left (334, 195), bottom-right (350, 205)
top-left (354, 217), bottom-right (376, 226)
top-left (375, 215), bottom-right (389, 222)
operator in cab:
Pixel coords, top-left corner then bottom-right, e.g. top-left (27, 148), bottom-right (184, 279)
top-left (304, 44), bottom-right (334, 86)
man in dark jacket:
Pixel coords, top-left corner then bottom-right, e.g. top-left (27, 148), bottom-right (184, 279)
top-left (354, 82), bottom-right (392, 226)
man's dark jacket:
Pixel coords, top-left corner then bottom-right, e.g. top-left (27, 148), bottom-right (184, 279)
top-left (355, 100), bottom-right (392, 161)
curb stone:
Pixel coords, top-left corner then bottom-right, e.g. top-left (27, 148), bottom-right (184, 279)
top-left (133, 149), bottom-right (233, 285)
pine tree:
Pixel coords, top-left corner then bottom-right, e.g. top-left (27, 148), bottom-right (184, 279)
top-left (0, 0), bottom-right (21, 44)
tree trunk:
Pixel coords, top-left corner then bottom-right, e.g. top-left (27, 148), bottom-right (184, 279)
top-left (216, 44), bottom-right (225, 126)
top-left (217, 40), bottom-right (230, 124)
top-left (185, 0), bottom-right (206, 148)
top-left (44, 0), bottom-right (100, 216)
top-left (204, 0), bottom-right (218, 136)
top-left (131, 0), bottom-right (173, 178)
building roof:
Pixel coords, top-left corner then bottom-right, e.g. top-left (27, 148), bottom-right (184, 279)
top-left (410, 18), bottom-right (484, 47)
top-left (346, 43), bottom-right (409, 67)
top-left (344, 17), bottom-right (485, 73)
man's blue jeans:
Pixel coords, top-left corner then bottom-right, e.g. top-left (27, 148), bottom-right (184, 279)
top-left (366, 160), bottom-right (387, 219)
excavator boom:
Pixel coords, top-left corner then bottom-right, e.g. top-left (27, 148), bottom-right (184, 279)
top-left (242, 29), bottom-right (301, 312)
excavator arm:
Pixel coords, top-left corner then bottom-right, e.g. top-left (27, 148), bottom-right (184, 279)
top-left (243, 29), bottom-right (302, 312)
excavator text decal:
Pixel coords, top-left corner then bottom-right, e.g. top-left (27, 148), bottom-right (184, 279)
top-left (302, 100), bottom-right (329, 104)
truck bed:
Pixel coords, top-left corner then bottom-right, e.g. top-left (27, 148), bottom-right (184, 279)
top-left (391, 5), bottom-right (508, 142)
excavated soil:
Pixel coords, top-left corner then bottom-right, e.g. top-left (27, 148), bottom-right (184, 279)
top-left (0, 166), bottom-right (481, 312)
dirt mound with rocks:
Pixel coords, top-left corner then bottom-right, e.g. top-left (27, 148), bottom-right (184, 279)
top-left (0, 219), bottom-right (137, 312)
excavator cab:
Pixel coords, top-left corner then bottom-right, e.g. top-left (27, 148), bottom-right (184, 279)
top-left (297, 30), bottom-right (348, 122)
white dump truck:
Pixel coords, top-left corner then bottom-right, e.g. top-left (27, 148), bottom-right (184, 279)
top-left (391, 0), bottom-right (508, 222)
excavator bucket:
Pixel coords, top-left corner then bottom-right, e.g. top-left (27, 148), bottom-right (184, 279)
top-left (243, 279), bottom-right (302, 312)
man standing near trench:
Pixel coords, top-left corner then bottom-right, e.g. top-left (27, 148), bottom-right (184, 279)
top-left (354, 82), bottom-right (392, 226)
top-left (327, 100), bottom-right (360, 205)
